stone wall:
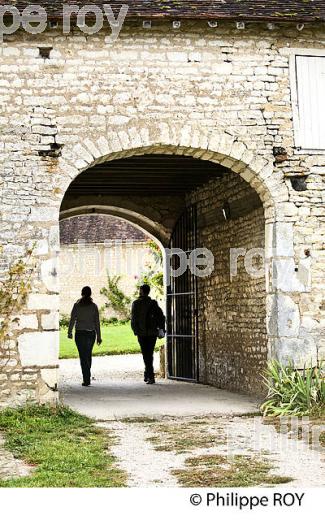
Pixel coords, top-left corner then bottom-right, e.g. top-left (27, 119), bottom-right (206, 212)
top-left (189, 173), bottom-right (267, 395)
top-left (0, 21), bottom-right (324, 405)
top-left (59, 241), bottom-right (156, 318)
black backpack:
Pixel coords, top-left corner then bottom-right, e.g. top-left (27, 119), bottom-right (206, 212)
top-left (146, 300), bottom-right (164, 332)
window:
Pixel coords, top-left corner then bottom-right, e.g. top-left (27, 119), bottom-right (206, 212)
top-left (291, 53), bottom-right (325, 151)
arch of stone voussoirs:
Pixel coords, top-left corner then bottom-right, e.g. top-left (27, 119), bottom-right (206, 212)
top-left (57, 123), bottom-right (289, 225)
top-left (52, 124), bottom-right (294, 395)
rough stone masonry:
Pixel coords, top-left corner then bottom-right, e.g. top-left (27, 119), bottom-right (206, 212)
top-left (0, 17), bottom-right (324, 405)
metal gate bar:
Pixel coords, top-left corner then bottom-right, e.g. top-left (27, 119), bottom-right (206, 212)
top-left (167, 205), bottom-right (199, 382)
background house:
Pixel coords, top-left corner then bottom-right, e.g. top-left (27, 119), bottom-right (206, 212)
top-left (59, 215), bottom-right (157, 319)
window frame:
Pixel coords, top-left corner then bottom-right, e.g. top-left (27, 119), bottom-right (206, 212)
top-left (289, 48), bottom-right (325, 155)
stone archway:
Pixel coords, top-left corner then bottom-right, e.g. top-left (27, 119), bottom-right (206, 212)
top-left (55, 126), bottom-right (274, 393)
top-left (6, 123), bottom-right (315, 406)
top-left (57, 123), bottom-right (283, 212)
top-left (54, 122), bottom-right (298, 368)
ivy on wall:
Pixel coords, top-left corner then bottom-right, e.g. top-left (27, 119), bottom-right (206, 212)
top-left (100, 273), bottom-right (132, 321)
top-left (0, 247), bottom-right (35, 366)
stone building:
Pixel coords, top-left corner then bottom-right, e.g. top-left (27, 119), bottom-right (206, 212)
top-left (0, 1), bottom-right (324, 406)
top-left (59, 214), bottom-right (155, 318)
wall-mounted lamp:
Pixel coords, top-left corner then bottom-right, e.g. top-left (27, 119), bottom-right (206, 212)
top-left (222, 201), bottom-right (231, 221)
top-left (173, 20), bottom-right (181, 29)
top-left (236, 22), bottom-right (245, 30)
top-left (290, 176), bottom-right (308, 192)
top-left (143, 20), bottom-right (152, 29)
top-left (208, 21), bottom-right (218, 28)
top-left (297, 23), bottom-right (305, 31)
top-left (267, 23), bottom-right (275, 30)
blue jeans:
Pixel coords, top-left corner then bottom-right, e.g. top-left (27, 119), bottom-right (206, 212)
top-left (75, 330), bottom-right (96, 384)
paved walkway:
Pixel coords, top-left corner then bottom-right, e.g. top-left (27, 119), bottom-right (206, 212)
top-left (59, 354), bottom-right (260, 419)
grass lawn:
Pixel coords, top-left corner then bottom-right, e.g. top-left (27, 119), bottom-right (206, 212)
top-left (0, 405), bottom-right (126, 488)
top-left (60, 322), bottom-right (164, 359)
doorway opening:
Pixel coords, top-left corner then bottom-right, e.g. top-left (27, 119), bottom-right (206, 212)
top-left (59, 152), bottom-right (267, 396)
top-left (59, 213), bottom-right (166, 360)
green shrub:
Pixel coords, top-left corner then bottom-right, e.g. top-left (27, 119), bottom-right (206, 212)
top-left (261, 360), bottom-right (325, 417)
top-left (119, 318), bottom-right (130, 325)
top-left (100, 317), bottom-right (130, 326)
top-left (101, 317), bottom-right (119, 326)
top-left (59, 314), bottom-right (70, 328)
top-left (135, 239), bottom-right (164, 299)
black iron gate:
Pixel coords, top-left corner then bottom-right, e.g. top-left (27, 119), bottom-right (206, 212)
top-left (167, 205), bottom-right (199, 382)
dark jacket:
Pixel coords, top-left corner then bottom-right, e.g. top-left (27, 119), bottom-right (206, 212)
top-left (68, 300), bottom-right (102, 342)
top-left (131, 296), bottom-right (165, 337)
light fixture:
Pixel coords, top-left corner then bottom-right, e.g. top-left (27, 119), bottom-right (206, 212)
top-left (236, 22), bottom-right (245, 30)
top-left (297, 23), bottom-right (305, 31)
top-left (267, 23), bottom-right (275, 30)
top-left (143, 20), bottom-right (152, 29)
top-left (173, 20), bottom-right (181, 29)
top-left (208, 21), bottom-right (218, 28)
top-left (290, 176), bottom-right (308, 192)
top-left (222, 202), bottom-right (231, 221)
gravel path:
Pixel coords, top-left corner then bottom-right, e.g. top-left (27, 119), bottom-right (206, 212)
top-left (60, 354), bottom-right (325, 488)
top-left (101, 416), bottom-right (325, 488)
top-left (220, 416), bottom-right (325, 487)
top-left (0, 435), bottom-right (32, 481)
top-left (100, 421), bottom-right (182, 487)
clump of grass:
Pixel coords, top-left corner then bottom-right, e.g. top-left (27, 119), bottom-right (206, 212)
top-left (0, 405), bottom-right (126, 488)
top-left (310, 403), bottom-right (325, 419)
top-left (121, 417), bottom-right (158, 424)
top-left (261, 360), bottom-right (325, 417)
top-left (148, 421), bottom-right (225, 454)
top-left (173, 454), bottom-right (293, 488)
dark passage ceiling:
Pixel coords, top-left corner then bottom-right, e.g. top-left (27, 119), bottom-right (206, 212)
top-left (65, 154), bottom-right (227, 197)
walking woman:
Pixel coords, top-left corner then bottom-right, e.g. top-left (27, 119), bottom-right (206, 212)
top-left (68, 286), bottom-right (102, 387)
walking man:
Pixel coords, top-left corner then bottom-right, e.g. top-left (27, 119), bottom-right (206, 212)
top-left (131, 284), bottom-right (165, 384)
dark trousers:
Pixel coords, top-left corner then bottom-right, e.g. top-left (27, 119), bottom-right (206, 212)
top-left (138, 335), bottom-right (157, 380)
top-left (75, 331), bottom-right (96, 384)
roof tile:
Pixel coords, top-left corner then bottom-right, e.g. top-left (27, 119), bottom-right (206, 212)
top-left (1, 1), bottom-right (324, 22)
